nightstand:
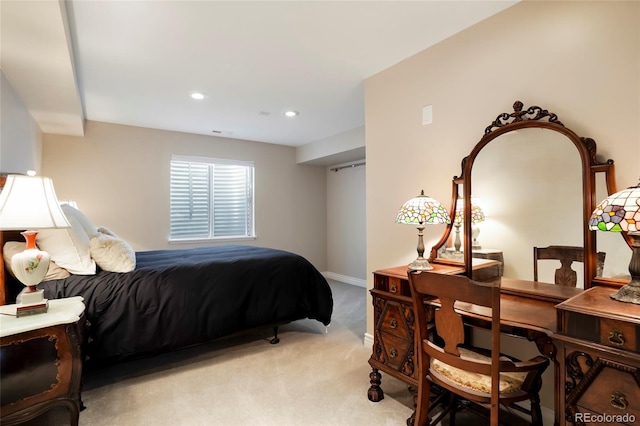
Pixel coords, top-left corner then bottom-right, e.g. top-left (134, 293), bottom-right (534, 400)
top-left (0, 297), bottom-right (85, 426)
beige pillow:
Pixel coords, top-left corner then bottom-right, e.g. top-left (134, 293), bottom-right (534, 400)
top-left (89, 227), bottom-right (136, 273)
top-left (3, 241), bottom-right (71, 281)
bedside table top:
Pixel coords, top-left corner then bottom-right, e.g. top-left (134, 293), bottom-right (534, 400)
top-left (0, 296), bottom-right (85, 337)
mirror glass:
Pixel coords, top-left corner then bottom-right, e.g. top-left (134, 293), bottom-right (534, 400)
top-left (469, 128), bottom-right (584, 285)
top-left (594, 172), bottom-right (632, 280)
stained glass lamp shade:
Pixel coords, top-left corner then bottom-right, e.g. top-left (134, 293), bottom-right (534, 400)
top-left (589, 184), bottom-right (640, 304)
top-left (396, 190), bottom-right (451, 270)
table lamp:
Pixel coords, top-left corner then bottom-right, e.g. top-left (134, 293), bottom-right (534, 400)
top-left (470, 203), bottom-right (485, 250)
top-left (0, 173), bottom-right (71, 316)
top-left (453, 199), bottom-right (485, 252)
top-left (396, 190), bottom-right (451, 270)
top-left (589, 183), bottom-right (640, 304)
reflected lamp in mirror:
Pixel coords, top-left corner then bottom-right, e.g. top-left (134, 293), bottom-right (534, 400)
top-left (470, 204), bottom-right (486, 250)
top-left (589, 183), bottom-right (640, 304)
top-left (0, 173), bottom-right (71, 316)
top-left (396, 190), bottom-right (451, 270)
top-left (453, 199), bottom-right (486, 252)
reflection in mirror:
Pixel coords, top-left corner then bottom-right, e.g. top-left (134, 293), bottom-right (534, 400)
top-left (470, 128), bottom-right (584, 286)
top-left (437, 194), bottom-right (484, 262)
top-left (595, 172), bottom-right (632, 279)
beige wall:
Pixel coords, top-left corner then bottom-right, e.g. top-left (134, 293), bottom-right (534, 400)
top-left (365, 0), bottom-right (639, 414)
top-left (326, 161), bottom-right (366, 283)
top-left (0, 70), bottom-right (42, 174)
top-left (42, 120), bottom-right (328, 269)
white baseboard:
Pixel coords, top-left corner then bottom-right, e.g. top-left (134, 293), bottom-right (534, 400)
top-left (541, 405), bottom-right (554, 426)
top-left (322, 271), bottom-right (367, 288)
top-left (363, 332), bottom-right (374, 348)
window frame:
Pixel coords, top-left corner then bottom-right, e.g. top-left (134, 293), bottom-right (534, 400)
top-left (169, 154), bottom-right (255, 243)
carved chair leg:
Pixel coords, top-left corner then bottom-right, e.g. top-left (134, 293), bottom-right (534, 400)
top-left (530, 393), bottom-right (543, 426)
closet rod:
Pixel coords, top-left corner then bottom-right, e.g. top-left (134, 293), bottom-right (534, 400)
top-left (330, 161), bottom-right (366, 172)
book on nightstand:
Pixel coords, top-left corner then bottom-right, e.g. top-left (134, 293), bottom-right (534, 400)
top-left (16, 300), bottom-right (49, 317)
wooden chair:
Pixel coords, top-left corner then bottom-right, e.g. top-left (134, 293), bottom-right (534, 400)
top-left (407, 270), bottom-right (549, 426)
top-left (533, 245), bottom-right (606, 287)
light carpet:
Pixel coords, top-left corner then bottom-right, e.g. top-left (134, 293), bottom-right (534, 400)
top-left (26, 280), bottom-right (416, 426)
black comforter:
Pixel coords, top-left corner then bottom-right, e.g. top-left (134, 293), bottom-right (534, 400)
top-left (39, 245), bottom-right (333, 365)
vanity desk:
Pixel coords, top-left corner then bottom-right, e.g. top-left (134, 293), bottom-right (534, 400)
top-left (370, 101), bottom-right (639, 425)
top-left (368, 264), bottom-right (582, 399)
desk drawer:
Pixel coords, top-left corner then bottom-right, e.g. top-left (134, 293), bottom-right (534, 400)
top-left (563, 312), bottom-right (639, 352)
top-left (378, 299), bottom-right (411, 340)
top-left (564, 343), bottom-right (640, 425)
top-left (576, 362), bottom-right (640, 420)
top-left (373, 274), bottom-right (411, 297)
top-left (378, 331), bottom-right (412, 371)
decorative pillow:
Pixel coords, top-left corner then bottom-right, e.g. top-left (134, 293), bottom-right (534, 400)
top-left (89, 227), bottom-right (136, 273)
top-left (36, 207), bottom-right (96, 275)
top-left (3, 241), bottom-right (71, 281)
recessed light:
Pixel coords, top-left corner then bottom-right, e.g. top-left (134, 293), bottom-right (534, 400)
top-left (189, 92), bottom-right (207, 100)
top-left (284, 110), bottom-right (299, 117)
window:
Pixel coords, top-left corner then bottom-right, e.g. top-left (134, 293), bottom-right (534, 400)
top-left (170, 155), bottom-right (254, 241)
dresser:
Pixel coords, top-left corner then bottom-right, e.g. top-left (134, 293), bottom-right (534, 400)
top-left (0, 297), bottom-right (86, 426)
top-left (556, 287), bottom-right (640, 425)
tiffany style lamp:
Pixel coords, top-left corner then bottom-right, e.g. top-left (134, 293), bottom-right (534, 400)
top-left (396, 190), bottom-right (451, 270)
top-left (589, 183), bottom-right (640, 304)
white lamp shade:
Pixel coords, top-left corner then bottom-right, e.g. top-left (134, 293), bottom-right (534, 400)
top-left (0, 175), bottom-right (71, 230)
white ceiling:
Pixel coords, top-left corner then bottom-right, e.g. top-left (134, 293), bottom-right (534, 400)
top-left (1, 1), bottom-right (517, 148)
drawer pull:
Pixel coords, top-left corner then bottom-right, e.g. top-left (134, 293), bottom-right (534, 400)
top-left (389, 319), bottom-right (398, 329)
top-left (608, 330), bottom-right (625, 346)
top-left (390, 283), bottom-right (398, 293)
top-left (610, 391), bottom-right (628, 410)
top-left (390, 348), bottom-right (398, 358)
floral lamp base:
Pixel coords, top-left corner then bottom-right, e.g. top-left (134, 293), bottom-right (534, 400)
top-left (11, 231), bottom-right (50, 317)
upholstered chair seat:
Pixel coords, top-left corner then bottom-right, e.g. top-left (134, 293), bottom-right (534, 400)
top-left (430, 347), bottom-right (527, 395)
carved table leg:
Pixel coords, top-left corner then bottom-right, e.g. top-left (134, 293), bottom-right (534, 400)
top-left (406, 385), bottom-right (416, 426)
top-left (367, 368), bottom-right (384, 402)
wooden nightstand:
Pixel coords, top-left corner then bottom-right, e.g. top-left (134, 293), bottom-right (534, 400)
top-left (0, 297), bottom-right (85, 426)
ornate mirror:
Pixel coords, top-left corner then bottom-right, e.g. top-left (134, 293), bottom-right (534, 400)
top-left (431, 101), bottom-right (631, 289)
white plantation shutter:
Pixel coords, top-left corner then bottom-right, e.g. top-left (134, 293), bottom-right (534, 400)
top-left (170, 156), bottom-right (254, 240)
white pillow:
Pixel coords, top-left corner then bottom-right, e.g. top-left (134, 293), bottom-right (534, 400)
top-left (89, 227), bottom-right (136, 273)
top-left (61, 204), bottom-right (99, 238)
top-left (3, 241), bottom-right (71, 281)
top-left (36, 207), bottom-right (96, 275)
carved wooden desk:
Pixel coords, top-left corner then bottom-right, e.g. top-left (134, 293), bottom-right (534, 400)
top-left (368, 265), bottom-right (582, 424)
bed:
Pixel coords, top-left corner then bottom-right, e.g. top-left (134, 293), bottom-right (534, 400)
top-left (0, 208), bottom-right (333, 367)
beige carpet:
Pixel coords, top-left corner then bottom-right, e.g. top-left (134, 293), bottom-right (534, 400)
top-left (27, 280), bottom-right (416, 426)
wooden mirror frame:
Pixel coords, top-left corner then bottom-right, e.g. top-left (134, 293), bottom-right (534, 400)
top-left (430, 100), bottom-right (632, 289)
